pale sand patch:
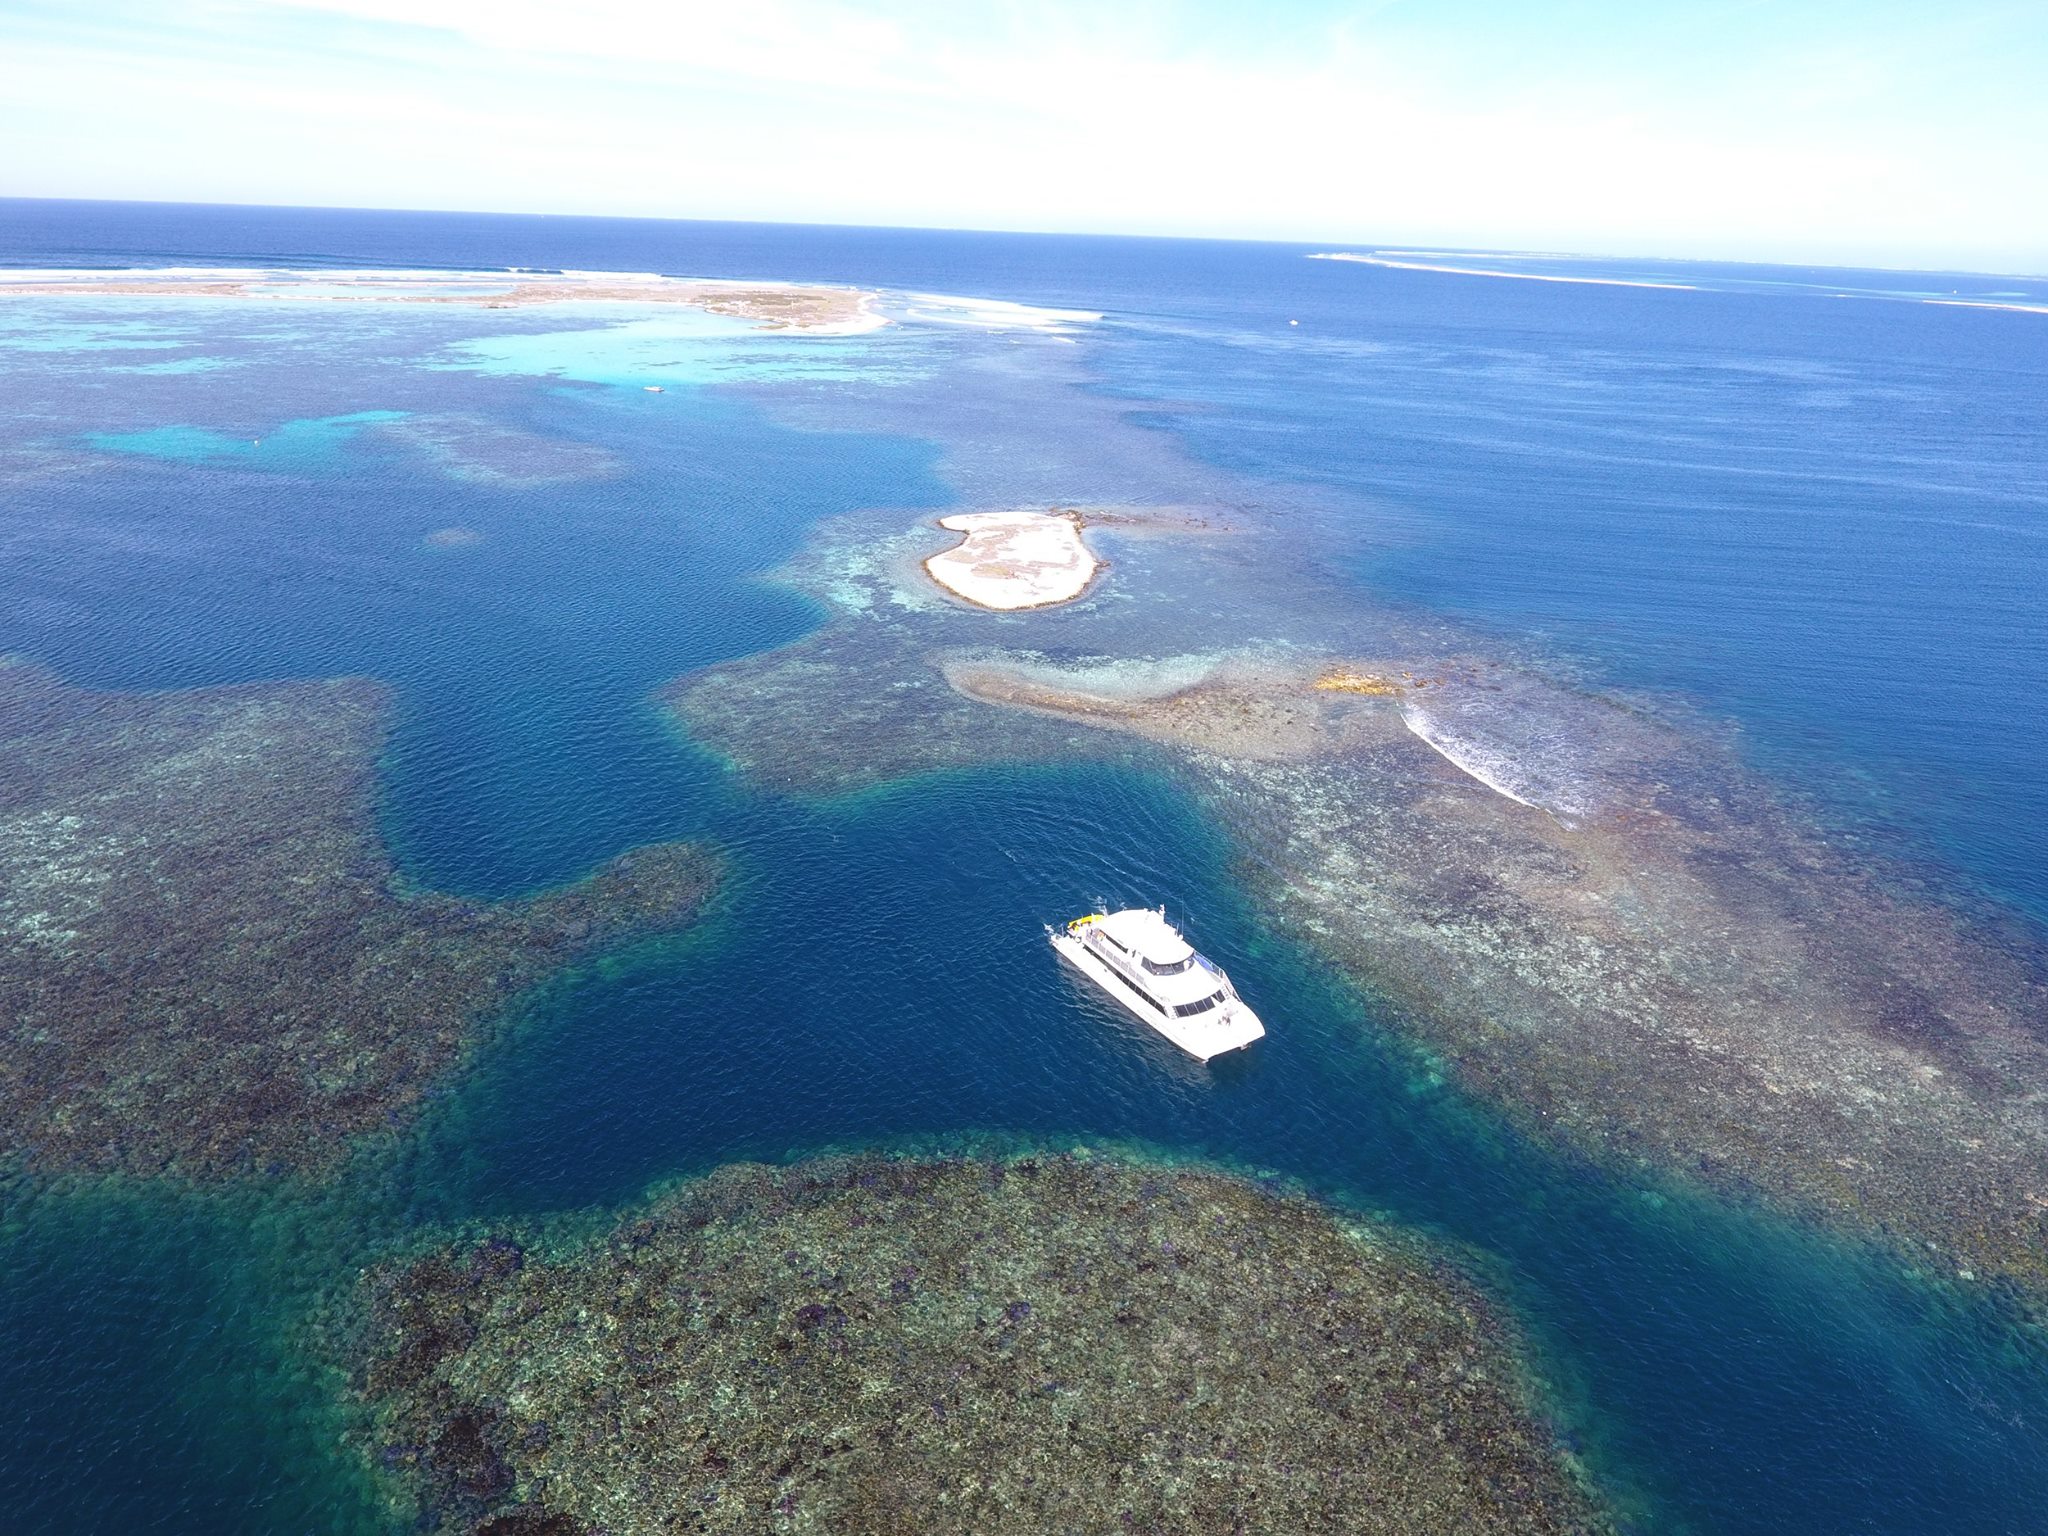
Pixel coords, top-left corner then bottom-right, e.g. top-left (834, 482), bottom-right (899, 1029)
top-left (922, 509), bottom-right (1100, 611)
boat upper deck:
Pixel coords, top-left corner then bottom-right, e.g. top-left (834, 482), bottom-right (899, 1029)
top-left (1091, 908), bottom-right (1194, 966)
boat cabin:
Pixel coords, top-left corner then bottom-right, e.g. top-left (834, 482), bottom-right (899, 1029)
top-left (1079, 910), bottom-right (1230, 1017)
top-left (1050, 904), bottom-right (1267, 1062)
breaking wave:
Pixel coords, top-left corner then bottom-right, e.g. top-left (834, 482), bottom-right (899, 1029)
top-left (888, 291), bottom-right (1102, 333)
top-left (1391, 668), bottom-right (1662, 820)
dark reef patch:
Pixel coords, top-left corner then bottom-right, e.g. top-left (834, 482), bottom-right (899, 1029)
top-left (0, 660), bottom-right (720, 1181)
top-left (665, 621), bottom-right (1132, 794)
top-left (350, 1153), bottom-right (1608, 1536)
top-left (371, 414), bottom-right (622, 487)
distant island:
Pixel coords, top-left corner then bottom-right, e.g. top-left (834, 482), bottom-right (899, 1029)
top-left (0, 267), bottom-right (886, 331)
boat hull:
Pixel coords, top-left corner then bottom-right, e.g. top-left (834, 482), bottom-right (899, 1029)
top-left (1049, 930), bottom-right (1265, 1061)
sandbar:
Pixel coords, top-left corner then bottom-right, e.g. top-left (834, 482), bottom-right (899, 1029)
top-left (922, 509), bottom-right (1100, 611)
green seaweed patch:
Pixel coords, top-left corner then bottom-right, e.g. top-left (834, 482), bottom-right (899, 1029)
top-left (348, 1152), bottom-right (1611, 1536)
top-left (0, 660), bottom-right (720, 1183)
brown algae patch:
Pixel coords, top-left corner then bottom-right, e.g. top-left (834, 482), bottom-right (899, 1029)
top-left (1315, 667), bottom-right (1444, 697)
top-left (349, 1153), bottom-right (1608, 1536)
top-left (0, 660), bottom-right (720, 1181)
top-left (922, 508), bottom-right (1101, 611)
top-left (947, 653), bottom-right (1425, 764)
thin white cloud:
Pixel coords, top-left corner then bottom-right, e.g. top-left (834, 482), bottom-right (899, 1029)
top-left (3, 0), bottom-right (2043, 267)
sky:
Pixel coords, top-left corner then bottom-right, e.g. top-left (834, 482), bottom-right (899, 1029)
top-left (2, 0), bottom-right (2045, 270)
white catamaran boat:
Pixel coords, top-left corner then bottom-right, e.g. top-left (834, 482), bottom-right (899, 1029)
top-left (1048, 907), bottom-right (1266, 1061)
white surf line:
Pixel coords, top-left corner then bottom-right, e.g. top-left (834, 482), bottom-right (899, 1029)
top-left (891, 291), bottom-right (1103, 332)
top-left (1308, 253), bottom-right (1696, 291)
top-left (1399, 701), bottom-right (1561, 815)
top-left (1921, 298), bottom-right (2048, 316)
top-left (0, 265), bottom-right (272, 284)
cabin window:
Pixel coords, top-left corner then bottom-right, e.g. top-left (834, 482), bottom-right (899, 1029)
top-left (1141, 954), bottom-right (1197, 976)
top-left (1100, 961), bottom-right (1165, 1012)
top-left (1173, 991), bottom-right (1227, 1018)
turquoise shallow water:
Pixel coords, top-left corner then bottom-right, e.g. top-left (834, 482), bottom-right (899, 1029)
top-left (89, 411), bottom-right (405, 467)
top-left (2, 204), bottom-right (2047, 1534)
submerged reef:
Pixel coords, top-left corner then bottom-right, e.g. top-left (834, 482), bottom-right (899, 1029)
top-left (373, 414), bottom-right (622, 487)
top-left (350, 1153), bottom-right (1606, 1536)
top-left (664, 518), bottom-right (2048, 1306)
top-left (0, 660), bottom-right (719, 1181)
top-left (663, 504), bottom-right (1229, 794)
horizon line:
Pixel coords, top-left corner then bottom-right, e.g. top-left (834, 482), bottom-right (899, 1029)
top-left (2, 193), bottom-right (2042, 282)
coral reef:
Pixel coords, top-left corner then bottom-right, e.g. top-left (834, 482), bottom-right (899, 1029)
top-left (661, 507), bottom-right (1241, 796)
top-left (955, 656), bottom-right (2048, 1297)
top-left (0, 661), bottom-right (719, 1181)
top-left (351, 1153), bottom-right (1607, 1536)
top-left (946, 654), bottom-right (1383, 763)
top-left (662, 512), bottom-right (2048, 1303)
top-left (668, 625), bottom-right (1122, 794)
top-left (374, 415), bottom-right (621, 487)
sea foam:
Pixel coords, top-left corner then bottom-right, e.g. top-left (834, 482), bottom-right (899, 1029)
top-left (1308, 252), bottom-right (1696, 291)
top-left (890, 291), bottom-right (1102, 333)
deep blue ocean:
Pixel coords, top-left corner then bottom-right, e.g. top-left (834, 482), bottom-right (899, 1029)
top-left (2, 198), bottom-right (2046, 1535)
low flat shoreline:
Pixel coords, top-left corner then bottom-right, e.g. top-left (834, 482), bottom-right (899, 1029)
top-left (0, 267), bottom-right (887, 331)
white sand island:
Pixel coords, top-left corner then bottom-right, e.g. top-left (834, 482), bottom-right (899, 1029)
top-left (922, 510), bottom-right (1101, 611)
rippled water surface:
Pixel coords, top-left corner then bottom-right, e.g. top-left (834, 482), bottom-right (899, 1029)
top-left (3, 201), bottom-right (2047, 1534)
